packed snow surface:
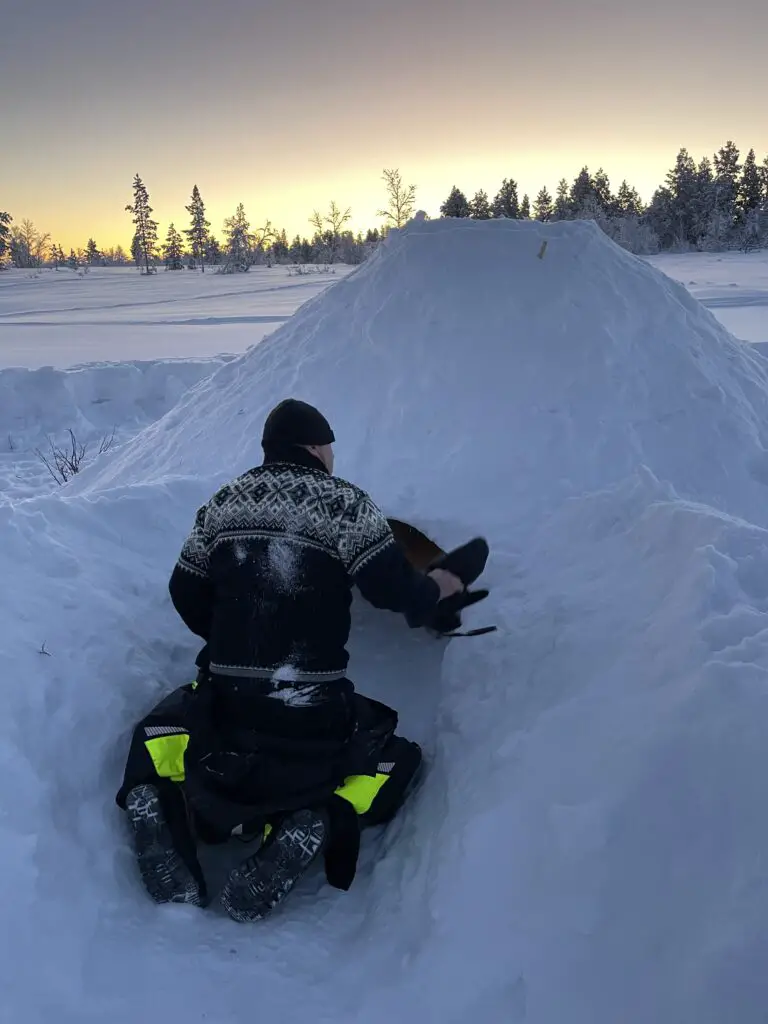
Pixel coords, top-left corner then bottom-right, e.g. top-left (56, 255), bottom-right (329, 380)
top-left (0, 263), bottom-right (350, 369)
top-left (0, 265), bottom-right (347, 498)
top-left (4, 221), bottom-right (768, 1023)
top-left (647, 250), bottom-right (768, 345)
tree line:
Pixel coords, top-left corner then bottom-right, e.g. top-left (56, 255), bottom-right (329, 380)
top-left (0, 169), bottom-right (411, 275)
top-left (438, 142), bottom-right (768, 255)
top-left (1, 144), bottom-right (767, 272)
top-left (122, 175), bottom-right (392, 274)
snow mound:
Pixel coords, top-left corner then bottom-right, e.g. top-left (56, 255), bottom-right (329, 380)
top-left (77, 219), bottom-right (768, 536)
top-left (6, 218), bottom-right (768, 1023)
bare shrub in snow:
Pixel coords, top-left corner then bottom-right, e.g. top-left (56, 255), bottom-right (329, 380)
top-left (10, 219), bottom-right (50, 269)
top-left (34, 428), bottom-right (116, 485)
top-left (378, 168), bottom-right (417, 229)
top-left (738, 209), bottom-right (764, 253)
top-left (605, 215), bottom-right (661, 255)
top-left (98, 428), bottom-right (117, 454)
top-left (309, 202), bottom-right (352, 264)
top-left (251, 221), bottom-right (277, 266)
top-left (287, 263), bottom-right (337, 278)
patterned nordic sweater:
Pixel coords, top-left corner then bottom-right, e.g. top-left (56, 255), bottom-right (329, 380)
top-left (168, 459), bottom-right (440, 692)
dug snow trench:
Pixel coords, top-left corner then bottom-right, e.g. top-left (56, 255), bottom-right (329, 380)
top-left (5, 218), bottom-right (768, 1023)
top-left (0, 357), bottom-right (231, 501)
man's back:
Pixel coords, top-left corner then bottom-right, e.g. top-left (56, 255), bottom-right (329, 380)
top-left (170, 458), bottom-right (394, 695)
top-left (168, 397), bottom-right (463, 732)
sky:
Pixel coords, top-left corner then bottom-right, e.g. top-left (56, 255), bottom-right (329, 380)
top-left (1, 0), bottom-right (767, 252)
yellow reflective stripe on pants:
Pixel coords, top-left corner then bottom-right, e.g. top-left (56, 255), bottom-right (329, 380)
top-left (334, 773), bottom-right (389, 815)
top-left (144, 733), bottom-right (189, 783)
top-left (144, 732), bottom-right (390, 816)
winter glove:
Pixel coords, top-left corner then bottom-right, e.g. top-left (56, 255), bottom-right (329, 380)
top-left (424, 537), bottom-right (496, 637)
top-left (429, 587), bottom-right (492, 635)
top-left (428, 537), bottom-right (489, 586)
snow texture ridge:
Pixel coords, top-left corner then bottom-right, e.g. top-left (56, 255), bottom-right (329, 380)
top-left (4, 218), bottom-right (768, 1023)
top-left (0, 357), bottom-right (229, 448)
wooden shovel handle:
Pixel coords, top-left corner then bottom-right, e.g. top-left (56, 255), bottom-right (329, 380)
top-left (387, 517), bottom-right (445, 571)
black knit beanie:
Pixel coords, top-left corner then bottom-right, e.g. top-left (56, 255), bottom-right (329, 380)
top-left (261, 398), bottom-right (335, 450)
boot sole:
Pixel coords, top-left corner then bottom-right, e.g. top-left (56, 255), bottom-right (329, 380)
top-left (221, 809), bottom-right (326, 923)
top-left (125, 784), bottom-right (203, 906)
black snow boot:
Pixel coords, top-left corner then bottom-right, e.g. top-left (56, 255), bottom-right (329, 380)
top-left (125, 783), bottom-right (205, 907)
top-left (220, 808), bottom-right (328, 923)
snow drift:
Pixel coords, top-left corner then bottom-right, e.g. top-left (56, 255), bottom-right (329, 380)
top-left (5, 218), bottom-right (768, 1023)
top-left (0, 357), bottom-right (230, 449)
top-left (0, 357), bottom-right (232, 502)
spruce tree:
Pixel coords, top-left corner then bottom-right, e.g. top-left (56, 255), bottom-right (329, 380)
top-left (185, 184), bottom-right (211, 272)
top-left (163, 223), bottom-right (185, 270)
top-left (738, 149), bottom-right (763, 217)
top-left (592, 169), bottom-right (613, 212)
top-left (49, 243), bottom-right (66, 268)
top-left (470, 190), bottom-right (491, 219)
top-left (645, 187), bottom-right (676, 249)
top-left (440, 187), bottom-right (471, 218)
top-left (520, 195), bottom-right (531, 219)
top-left (205, 236), bottom-right (222, 266)
top-left (0, 211), bottom-right (12, 266)
top-left (68, 248), bottom-right (79, 270)
top-left (713, 140), bottom-right (741, 210)
top-left (691, 157), bottom-right (717, 242)
top-left (664, 148), bottom-right (699, 246)
top-left (615, 181), bottom-right (643, 217)
top-left (533, 187), bottom-right (553, 221)
top-left (125, 174), bottom-right (159, 275)
top-left (288, 235), bottom-right (303, 263)
top-left (271, 228), bottom-right (290, 262)
top-left (490, 179), bottom-right (519, 218)
top-left (569, 167), bottom-right (595, 212)
top-left (85, 238), bottom-right (100, 265)
top-left (130, 231), bottom-right (142, 268)
top-left (553, 179), bottom-right (570, 219)
top-left (223, 203), bottom-right (253, 271)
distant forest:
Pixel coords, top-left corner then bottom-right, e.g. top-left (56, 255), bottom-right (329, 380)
top-left (2, 142), bottom-right (767, 274)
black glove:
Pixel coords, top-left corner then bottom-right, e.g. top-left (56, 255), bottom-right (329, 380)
top-left (428, 537), bottom-right (489, 587)
top-left (429, 587), bottom-right (491, 634)
top-left (425, 538), bottom-right (495, 637)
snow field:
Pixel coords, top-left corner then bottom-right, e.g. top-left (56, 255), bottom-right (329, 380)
top-left (3, 221), bottom-right (768, 1021)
